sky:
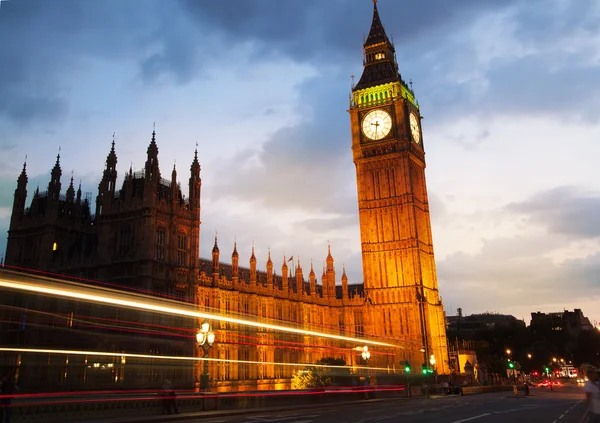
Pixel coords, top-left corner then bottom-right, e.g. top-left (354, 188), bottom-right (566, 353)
top-left (0, 0), bottom-right (599, 326)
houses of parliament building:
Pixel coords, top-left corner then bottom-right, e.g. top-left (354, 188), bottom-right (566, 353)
top-left (1, 1), bottom-right (449, 391)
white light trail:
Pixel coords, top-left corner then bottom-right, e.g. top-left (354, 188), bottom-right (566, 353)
top-left (0, 271), bottom-right (400, 348)
top-left (0, 347), bottom-right (392, 372)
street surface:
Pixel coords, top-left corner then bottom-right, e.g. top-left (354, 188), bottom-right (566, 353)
top-left (177, 386), bottom-right (588, 423)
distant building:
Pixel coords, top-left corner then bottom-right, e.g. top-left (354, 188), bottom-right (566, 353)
top-left (530, 309), bottom-right (594, 338)
top-left (446, 311), bottom-right (525, 335)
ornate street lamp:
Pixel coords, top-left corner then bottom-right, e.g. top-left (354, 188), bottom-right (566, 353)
top-left (361, 346), bottom-right (371, 364)
top-left (196, 320), bottom-right (215, 391)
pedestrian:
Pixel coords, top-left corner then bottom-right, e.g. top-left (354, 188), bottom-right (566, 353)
top-left (161, 380), bottom-right (179, 414)
top-left (583, 369), bottom-right (600, 423)
top-left (0, 374), bottom-right (19, 423)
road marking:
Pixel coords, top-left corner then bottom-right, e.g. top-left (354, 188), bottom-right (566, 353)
top-left (450, 413), bottom-right (491, 423)
top-left (248, 416), bottom-right (320, 422)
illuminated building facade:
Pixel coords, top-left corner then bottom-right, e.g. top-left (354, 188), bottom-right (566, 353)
top-left (2, 1), bottom-right (448, 391)
top-left (348, 0), bottom-right (449, 373)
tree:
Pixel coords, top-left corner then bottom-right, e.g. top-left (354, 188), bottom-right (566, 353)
top-left (291, 357), bottom-right (355, 390)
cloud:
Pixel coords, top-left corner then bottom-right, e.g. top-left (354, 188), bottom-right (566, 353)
top-left (180, 0), bottom-right (519, 65)
top-left (416, 0), bottom-right (600, 124)
top-left (436, 186), bottom-right (600, 320)
top-left (505, 187), bottom-right (600, 239)
top-left (205, 70), bottom-right (356, 214)
top-left (0, 0), bottom-right (195, 125)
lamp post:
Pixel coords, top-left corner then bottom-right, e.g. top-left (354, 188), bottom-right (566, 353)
top-left (430, 354), bottom-right (438, 386)
top-left (196, 320), bottom-right (215, 391)
top-left (361, 346), bottom-right (371, 397)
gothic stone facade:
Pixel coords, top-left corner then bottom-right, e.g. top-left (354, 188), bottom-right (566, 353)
top-left (2, 1), bottom-right (449, 391)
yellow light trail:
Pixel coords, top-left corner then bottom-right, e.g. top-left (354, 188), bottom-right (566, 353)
top-left (0, 271), bottom-right (399, 348)
top-left (0, 347), bottom-right (392, 372)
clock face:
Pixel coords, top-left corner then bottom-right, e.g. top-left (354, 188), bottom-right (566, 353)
top-left (409, 112), bottom-right (421, 143)
top-left (362, 109), bottom-right (392, 141)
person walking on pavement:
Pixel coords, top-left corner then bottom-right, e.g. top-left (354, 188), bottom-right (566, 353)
top-left (583, 369), bottom-right (600, 423)
top-left (161, 379), bottom-right (179, 415)
top-left (0, 374), bottom-right (19, 423)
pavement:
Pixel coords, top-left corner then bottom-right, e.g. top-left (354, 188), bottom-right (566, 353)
top-left (77, 385), bottom-right (590, 423)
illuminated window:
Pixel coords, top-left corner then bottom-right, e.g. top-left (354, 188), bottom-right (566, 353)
top-left (155, 228), bottom-right (165, 262)
top-left (375, 52), bottom-right (385, 60)
top-left (52, 242), bottom-right (57, 251)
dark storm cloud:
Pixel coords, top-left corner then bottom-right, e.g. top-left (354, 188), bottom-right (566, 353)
top-left (505, 187), bottom-right (600, 239)
top-left (416, 0), bottom-right (600, 124)
top-left (0, 0), bottom-right (198, 125)
top-left (180, 0), bottom-right (517, 64)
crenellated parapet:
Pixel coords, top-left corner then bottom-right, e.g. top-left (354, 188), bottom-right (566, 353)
top-left (196, 242), bottom-right (365, 307)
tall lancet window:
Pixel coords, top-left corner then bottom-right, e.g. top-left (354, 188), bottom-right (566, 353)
top-left (177, 233), bottom-right (187, 266)
top-left (155, 227), bottom-right (165, 262)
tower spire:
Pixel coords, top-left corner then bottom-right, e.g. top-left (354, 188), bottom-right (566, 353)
top-left (354, 0), bottom-right (400, 91)
top-left (364, 0), bottom-right (390, 47)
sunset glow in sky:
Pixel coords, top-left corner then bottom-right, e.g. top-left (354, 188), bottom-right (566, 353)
top-left (0, 0), bottom-right (599, 324)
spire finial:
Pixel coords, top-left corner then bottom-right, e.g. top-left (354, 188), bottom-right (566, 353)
top-left (409, 79), bottom-right (414, 91)
top-left (112, 132), bottom-right (116, 148)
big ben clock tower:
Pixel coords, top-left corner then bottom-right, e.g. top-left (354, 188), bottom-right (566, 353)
top-left (349, 0), bottom-right (449, 374)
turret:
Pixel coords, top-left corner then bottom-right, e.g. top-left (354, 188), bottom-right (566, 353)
top-left (11, 158), bottom-right (28, 219)
top-left (212, 235), bottom-right (220, 284)
top-left (326, 244), bottom-right (336, 299)
top-left (96, 136), bottom-right (118, 216)
top-left (295, 257), bottom-right (304, 296)
top-left (321, 264), bottom-right (327, 298)
top-left (309, 261), bottom-right (316, 297)
top-left (189, 145), bottom-right (201, 218)
top-left (341, 266), bottom-right (349, 302)
top-left (281, 256), bottom-right (289, 293)
top-left (144, 126), bottom-right (160, 183)
top-left (171, 163), bottom-right (178, 203)
top-left (231, 238), bottom-right (239, 282)
top-left (249, 243), bottom-right (257, 285)
top-left (266, 248), bottom-right (273, 289)
top-left (76, 181), bottom-right (82, 205)
top-left (47, 150), bottom-right (62, 202)
top-left (66, 175), bottom-right (75, 203)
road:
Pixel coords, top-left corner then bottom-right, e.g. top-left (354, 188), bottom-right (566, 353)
top-left (180, 386), bottom-right (588, 423)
